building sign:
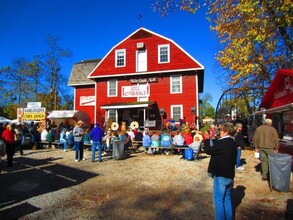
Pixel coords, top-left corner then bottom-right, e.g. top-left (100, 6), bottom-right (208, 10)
top-left (22, 108), bottom-right (46, 121)
top-left (122, 85), bottom-right (150, 97)
top-left (130, 77), bottom-right (157, 84)
top-left (80, 96), bottom-right (95, 106)
top-left (274, 76), bottom-right (293, 100)
top-left (27, 102), bottom-right (42, 108)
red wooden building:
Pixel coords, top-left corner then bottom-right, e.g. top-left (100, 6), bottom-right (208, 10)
top-left (68, 27), bottom-right (204, 130)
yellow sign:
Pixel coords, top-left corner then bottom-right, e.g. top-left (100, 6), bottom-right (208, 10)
top-left (22, 108), bottom-right (46, 121)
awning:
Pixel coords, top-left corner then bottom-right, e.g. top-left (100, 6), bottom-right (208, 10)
top-left (47, 110), bottom-right (91, 126)
top-left (254, 103), bottom-right (293, 115)
top-left (101, 101), bottom-right (156, 110)
top-left (47, 110), bottom-right (78, 118)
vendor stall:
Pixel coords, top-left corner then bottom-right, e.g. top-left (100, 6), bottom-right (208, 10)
top-left (253, 69), bottom-right (293, 170)
top-left (47, 110), bottom-right (91, 129)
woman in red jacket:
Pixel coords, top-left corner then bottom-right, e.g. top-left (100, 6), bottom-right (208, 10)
top-left (2, 124), bottom-right (16, 167)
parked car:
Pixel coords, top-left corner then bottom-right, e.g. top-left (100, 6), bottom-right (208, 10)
top-left (11, 119), bottom-right (20, 125)
top-left (0, 116), bottom-right (12, 125)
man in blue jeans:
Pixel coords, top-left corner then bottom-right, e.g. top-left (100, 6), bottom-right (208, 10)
top-left (73, 120), bottom-right (85, 162)
top-left (90, 123), bottom-right (104, 162)
top-left (203, 122), bottom-right (237, 220)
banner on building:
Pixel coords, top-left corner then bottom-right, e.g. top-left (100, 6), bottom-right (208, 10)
top-left (122, 85), bottom-right (150, 97)
top-left (80, 96), bottom-right (95, 106)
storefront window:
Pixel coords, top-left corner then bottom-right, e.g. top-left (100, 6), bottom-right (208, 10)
top-left (108, 110), bottom-right (117, 122)
top-left (283, 110), bottom-right (293, 140)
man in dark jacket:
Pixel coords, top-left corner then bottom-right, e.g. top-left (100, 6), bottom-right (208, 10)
top-left (203, 122), bottom-right (237, 220)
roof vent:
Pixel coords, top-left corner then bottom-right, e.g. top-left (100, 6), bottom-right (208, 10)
top-left (137, 42), bottom-right (145, 49)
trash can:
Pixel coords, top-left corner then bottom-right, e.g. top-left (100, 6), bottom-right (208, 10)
top-left (269, 153), bottom-right (292, 192)
top-left (112, 140), bottom-right (124, 160)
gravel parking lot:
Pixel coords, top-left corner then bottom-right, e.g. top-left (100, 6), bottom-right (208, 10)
top-left (0, 147), bottom-right (292, 219)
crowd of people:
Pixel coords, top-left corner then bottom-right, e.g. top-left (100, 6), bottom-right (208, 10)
top-left (0, 121), bottom-right (40, 168)
top-left (0, 117), bottom-right (281, 220)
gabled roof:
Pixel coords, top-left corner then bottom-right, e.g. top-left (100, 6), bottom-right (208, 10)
top-left (88, 27), bottom-right (204, 79)
top-left (260, 69), bottom-right (293, 108)
top-left (68, 59), bottom-right (101, 87)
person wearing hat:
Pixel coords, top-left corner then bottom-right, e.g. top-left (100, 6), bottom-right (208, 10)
top-left (89, 123), bottom-right (104, 162)
top-left (73, 120), bottom-right (85, 162)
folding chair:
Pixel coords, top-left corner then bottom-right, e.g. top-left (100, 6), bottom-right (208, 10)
top-left (190, 141), bottom-right (202, 160)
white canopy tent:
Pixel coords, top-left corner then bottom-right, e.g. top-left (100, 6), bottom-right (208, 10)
top-left (47, 110), bottom-right (91, 127)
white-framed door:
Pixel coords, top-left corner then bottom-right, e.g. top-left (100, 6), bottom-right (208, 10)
top-left (137, 50), bottom-right (147, 72)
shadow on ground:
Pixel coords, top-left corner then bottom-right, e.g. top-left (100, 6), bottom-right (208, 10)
top-left (0, 156), bottom-right (98, 219)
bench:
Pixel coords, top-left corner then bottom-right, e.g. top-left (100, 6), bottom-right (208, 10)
top-left (40, 141), bottom-right (63, 149)
top-left (131, 140), bottom-right (143, 150)
top-left (147, 145), bottom-right (189, 154)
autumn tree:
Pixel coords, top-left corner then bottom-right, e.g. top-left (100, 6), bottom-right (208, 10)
top-left (199, 93), bottom-right (215, 119)
top-left (208, 0), bottom-right (292, 113)
top-left (153, 0), bottom-right (293, 114)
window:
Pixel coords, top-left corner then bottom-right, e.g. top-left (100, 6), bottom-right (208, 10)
top-left (170, 75), bottom-right (182, 93)
top-left (107, 80), bottom-right (117, 97)
top-left (171, 105), bottom-right (183, 123)
top-left (115, 49), bottom-right (126, 67)
top-left (108, 110), bottom-right (117, 122)
top-left (158, 44), bottom-right (170, 63)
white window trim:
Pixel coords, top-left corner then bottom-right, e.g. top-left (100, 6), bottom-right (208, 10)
top-left (170, 75), bottom-right (182, 94)
top-left (107, 80), bottom-right (118, 97)
top-left (115, 49), bottom-right (126, 67)
top-left (171, 104), bottom-right (183, 123)
top-left (107, 109), bottom-right (118, 122)
top-left (158, 44), bottom-right (170, 64)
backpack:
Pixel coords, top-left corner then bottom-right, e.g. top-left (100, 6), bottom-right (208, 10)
top-left (16, 131), bottom-right (23, 143)
top-left (23, 134), bottom-right (32, 146)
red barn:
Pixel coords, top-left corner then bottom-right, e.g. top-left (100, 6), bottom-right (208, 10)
top-left (68, 27), bottom-right (204, 130)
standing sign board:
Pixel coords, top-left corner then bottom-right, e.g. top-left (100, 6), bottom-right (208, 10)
top-left (27, 102), bottom-right (42, 108)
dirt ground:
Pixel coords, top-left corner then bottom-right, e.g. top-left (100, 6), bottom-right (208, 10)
top-left (0, 146), bottom-right (292, 220)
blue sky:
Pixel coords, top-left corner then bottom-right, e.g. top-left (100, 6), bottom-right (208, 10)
top-left (0, 0), bottom-right (222, 108)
